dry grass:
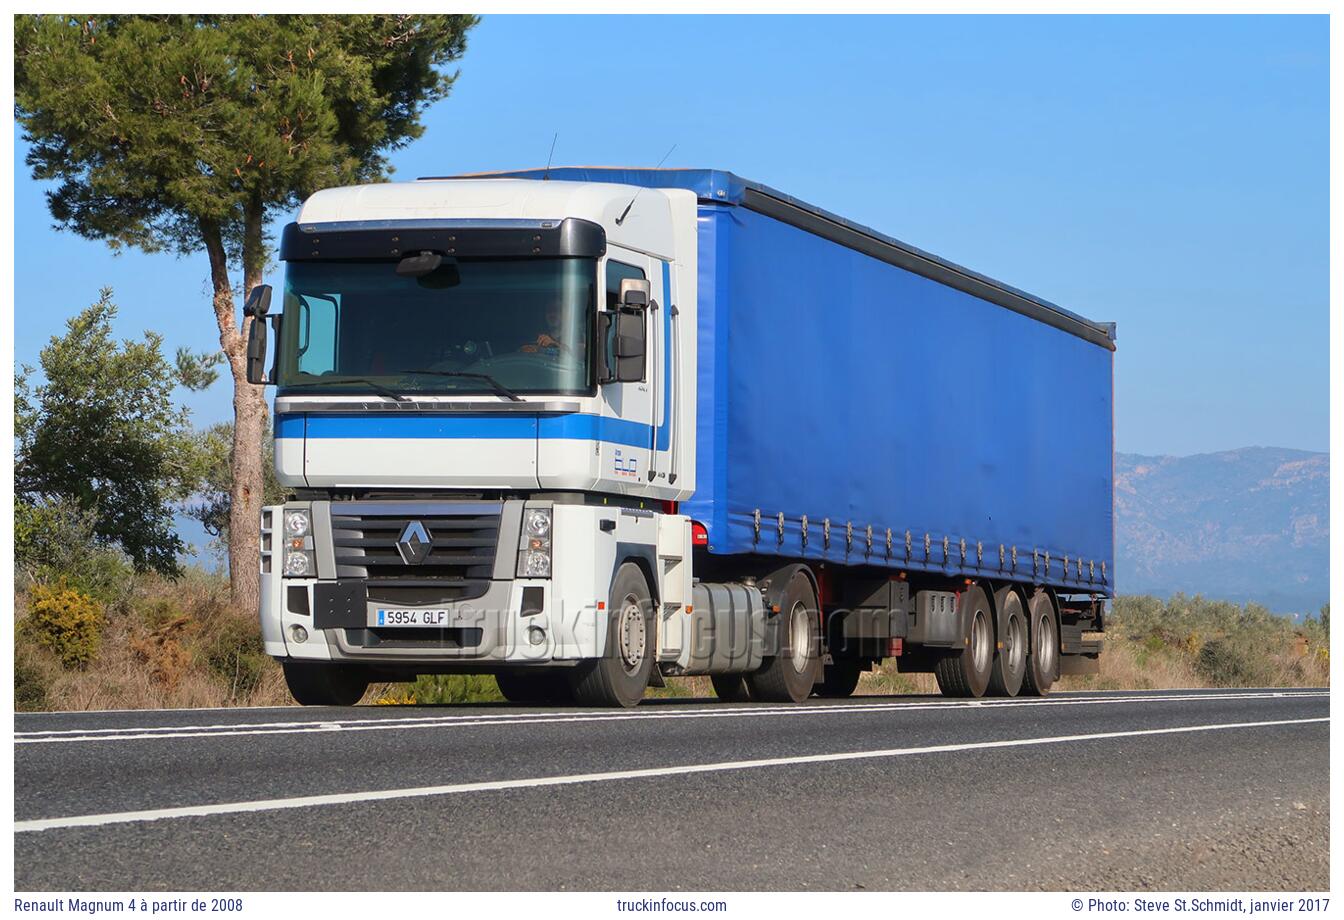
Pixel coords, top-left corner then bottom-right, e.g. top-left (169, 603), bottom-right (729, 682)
top-left (1056, 634), bottom-right (1206, 691)
top-left (858, 663), bottom-right (939, 696)
top-left (15, 570), bottom-right (292, 712)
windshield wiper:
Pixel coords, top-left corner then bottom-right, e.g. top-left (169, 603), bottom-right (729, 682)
top-left (285, 377), bottom-right (408, 402)
top-left (401, 369), bottom-right (524, 402)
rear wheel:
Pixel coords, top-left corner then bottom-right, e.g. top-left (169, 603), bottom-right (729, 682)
top-left (569, 562), bottom-right (656, 708)
top-left (495, 671), bottom-right (573, 705)
top-left (745, 573), bottom-right (820, 703)
top-left (815, 658), bottom-right (862, 698)
top-left (283, 661), bottom-right (369, 706)
top-left (710, 673), bottom-right (752, 702)
top-left (934, 585), bottom-right (994, 698)
top-left (1021, 591), bottom-right (1059, 696)
top-left (987, 588), bottom-right (1027, 697)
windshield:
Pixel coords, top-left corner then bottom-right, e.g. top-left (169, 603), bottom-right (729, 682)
top-left (277, 257), bottom-right (596, 396)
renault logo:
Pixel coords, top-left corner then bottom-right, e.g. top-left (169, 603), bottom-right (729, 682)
top-left (396, 521), bottom-right (433, 565)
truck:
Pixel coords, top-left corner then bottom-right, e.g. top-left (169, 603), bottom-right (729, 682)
top-left (248, 166), bottom-right (1113, 708)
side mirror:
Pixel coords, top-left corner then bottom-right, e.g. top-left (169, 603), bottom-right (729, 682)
top-left (244, 284), bottom-right (275, 385)
top-left (243, 283), bottom-right (272, 319)
top-left (598, 305), bottom-right (647, 384)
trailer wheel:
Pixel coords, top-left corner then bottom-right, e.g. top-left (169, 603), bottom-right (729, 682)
top-left (495, 671), bottom-right (573, 705)
top-left (710, 674), bottom-right (752, 702)
top-left (815, 659), bottom-right (862, 698)
top-left (745, 572), bottom-right (820, 703)
top-left (569, 562), bottom-right (656, 708)
top-left (933, 585), bottom-right (993, 698)
top-left (1021, 591), bottom-right (1059, 696)
top-left (987, 588), bottom-right (1027, 697)
top-left (282, 661), bottom-right (369, 706)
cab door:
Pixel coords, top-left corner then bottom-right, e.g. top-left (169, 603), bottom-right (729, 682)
top-left (598, 249), bottom-right (655, 494)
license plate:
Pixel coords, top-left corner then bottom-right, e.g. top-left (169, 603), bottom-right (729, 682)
top-left (373, 609), bottom-right (450, 627)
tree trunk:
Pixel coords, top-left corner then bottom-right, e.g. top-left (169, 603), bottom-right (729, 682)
top-left (202, 215), bottom-right (269, 614)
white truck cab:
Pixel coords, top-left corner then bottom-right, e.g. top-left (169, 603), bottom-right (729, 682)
top-left (254, 178), bottom-right (702, 707)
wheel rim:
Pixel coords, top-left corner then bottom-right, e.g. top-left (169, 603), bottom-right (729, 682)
top-left (1036, 610), bottom-right (1056, 676)
top-left (788, 601), bottom-right (811, 673)
top-left (1006, 612), bottom-right (1026, 676)
top-left (617, 593), bottom-right (646, 673)
top-left (970, 608), bottom-right (992, 674)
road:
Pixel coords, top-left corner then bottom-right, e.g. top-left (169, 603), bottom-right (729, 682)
top-left (14, 687), bottom-right (1330, 891)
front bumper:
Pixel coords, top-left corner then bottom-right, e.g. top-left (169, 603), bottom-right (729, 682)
top-left (267, 575), bottom-right (568, 665)
top-left (259, 499), bottom-right (608, 668)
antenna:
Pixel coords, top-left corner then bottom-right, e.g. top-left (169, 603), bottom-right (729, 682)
top-left (543, 132), bottom-right (558, 180)
top-left (615, 143), bottom-right (677, 226)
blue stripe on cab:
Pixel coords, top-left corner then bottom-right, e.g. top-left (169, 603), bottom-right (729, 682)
top-left (275, 414), bottom-right (306, 439)
top-left (293, 413), bottom-right (538, 440)
top-left (275, 412), bottom-right (654, 449)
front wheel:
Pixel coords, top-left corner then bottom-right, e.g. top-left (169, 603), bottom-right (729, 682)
top-left (283, 661), bottom-right (369, 706)
top-left (569, 562), bottom-right (656, 708)
top-left (745, 573), bottom-right (820, 703)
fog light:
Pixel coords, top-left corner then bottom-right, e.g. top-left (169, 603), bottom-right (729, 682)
top-left (290, 624), bottom-right (309, 643)
top-left (527, 625), bottom-right (546, 645)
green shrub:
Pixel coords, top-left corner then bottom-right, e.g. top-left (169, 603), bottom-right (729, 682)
top-left (15, 497), bottom-right (96, 572)
top-left (14, 653), bottom-right (51, 711)
top-left (404, 674), bottom-right (504, 705)
top-left (1195, 637), bottom-right (1272, 687)
top-left (197, 616), bottom-right (269, 698)
top-left (25, 582), bottom-right (105, 668)
top-left (137, 597), bottom-right (188, 632)
top-left (15, 497), bottom-right (135, 607)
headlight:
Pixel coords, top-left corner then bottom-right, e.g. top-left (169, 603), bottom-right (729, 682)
top-left (285, 510), bottom-right (311, 537)
top-left (518, 507), bottom-right (553, 578)
top-left (524, 508), bottom-right (552, 538)
top-left (283, 551), bottom-right (313, 577)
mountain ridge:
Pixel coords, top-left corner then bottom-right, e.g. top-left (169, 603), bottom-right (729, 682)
top-left (1115, 446), bottom-right (1328, 613)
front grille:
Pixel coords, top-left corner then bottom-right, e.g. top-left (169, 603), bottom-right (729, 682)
top-left (331, 501), bottom-right (502, 603)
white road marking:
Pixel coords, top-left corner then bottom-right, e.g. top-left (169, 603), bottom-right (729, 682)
top-left (14, 716), bottom-right (1327, 833)
top-left (12, 690), bottom-right (1328, 745)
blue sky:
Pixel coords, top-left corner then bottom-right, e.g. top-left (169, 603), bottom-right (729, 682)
top-left (14, 14), bottom-right (1329, 459)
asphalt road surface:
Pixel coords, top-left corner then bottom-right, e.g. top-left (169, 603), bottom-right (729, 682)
top-left (14, 687), bottom-right (1330, 891)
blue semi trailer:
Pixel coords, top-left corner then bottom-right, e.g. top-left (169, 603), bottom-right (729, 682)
top-left (247, 167), bottom-right (1112, 707)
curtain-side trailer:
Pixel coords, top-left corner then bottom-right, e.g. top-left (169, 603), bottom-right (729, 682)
top-left (249, 167), bottom-right (1113, 707)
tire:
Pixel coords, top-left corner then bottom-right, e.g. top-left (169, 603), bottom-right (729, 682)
top-left (815, 658), bottom-right (862, 698)
top-left (1021, 590), bottom-right (1059, 696)
top-left (283, 661), bottom-right (369, 706)
top-left (710, 673), bottom-right (752, 702)
top-left (745, 572), bottom-right (820, 703)
top-left (987, 588), bottom-right (1027, 697)
top-left (569, 562), bottom-right (656, 708)
top-left (495, 671), bottom-right (573, 705)
top-left (933, 585), bottom-right (994, 698)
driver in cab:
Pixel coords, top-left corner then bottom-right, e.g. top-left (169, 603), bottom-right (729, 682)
top-left (520, 301), bottom-right (574, 356)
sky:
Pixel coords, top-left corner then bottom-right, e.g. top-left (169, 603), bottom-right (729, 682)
top-left (13, 14), bottom-right (1330, 459)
